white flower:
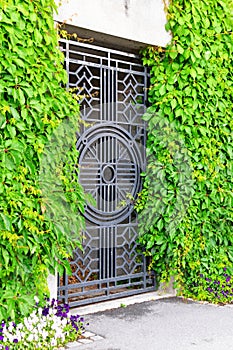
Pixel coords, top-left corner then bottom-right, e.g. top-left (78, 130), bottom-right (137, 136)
top-left (4, 333), bottom-right (14, 343)
top-left (15, 331), bottom-right (22, 342)
top-left (7, 325), bottom-right (14, 333)
top-left (41, 330), bottom-right (48, 339)
top-left (34, 296), bottom-right (40, 304)
top-left (33, 334), bottom-right (39, 342)
top-left (61, 318), bottom-right (68, 326)
top-left (51, 338), bottom-right (57, 346)
top-left (31, 310), bottom-right (37, 318)
top-left (28, 334), bottom-right (35, 342)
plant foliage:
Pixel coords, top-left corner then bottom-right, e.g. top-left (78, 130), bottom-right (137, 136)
top-left (0, 0), bottom-right (86, 321)
top-left (0, 298), bottom-right (85, 349)
top-left (137, 0), bottom-right (233, 302)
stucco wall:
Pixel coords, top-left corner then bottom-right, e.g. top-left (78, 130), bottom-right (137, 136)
top-left (54, 0), bottom-right (171, 47)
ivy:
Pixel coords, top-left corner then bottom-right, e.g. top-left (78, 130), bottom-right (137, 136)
top-left (137, 0), bottom-right (233, 303)
top-left (0, 0), bottom-right (86, 321)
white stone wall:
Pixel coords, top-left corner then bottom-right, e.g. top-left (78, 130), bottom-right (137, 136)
top-left (54, 0), bottom-right (171, 47)
top-left (47, 273), bottom-right (57, 300)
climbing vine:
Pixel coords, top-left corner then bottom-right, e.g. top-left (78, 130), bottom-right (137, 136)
top-left (137, 0), bottom-right (233, 302)
top-left (0, 0), bottom-right (86, 321)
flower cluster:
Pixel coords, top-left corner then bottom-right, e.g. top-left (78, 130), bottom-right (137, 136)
top-left (0, 298), bottom-right (85, 349)
top-left (199, 268), bottom-right (233, 303)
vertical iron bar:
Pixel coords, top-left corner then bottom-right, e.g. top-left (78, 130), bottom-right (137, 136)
top-left (99, 227), bottom-right (102, 281)
top-left (107, 226), bottom-right (109, 280)
top-left (104, 68), bottom-right (107, 121)
top-left (65, 40), bottom-right (69, 90)
top-left (111, 68), bottom-right (114, 119)
top-left (111, 136), bottom-right (114, 213)
top-left (103, 227), bottom-right (106, 280)
top-left (100, 59), bottom-right (103, 122)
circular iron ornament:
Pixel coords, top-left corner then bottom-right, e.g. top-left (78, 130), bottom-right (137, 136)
top-left (76, 124), bottom-right (144, 225)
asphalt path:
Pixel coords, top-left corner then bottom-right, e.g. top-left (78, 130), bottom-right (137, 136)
top-left (78, 297), bottom-right (233, 350)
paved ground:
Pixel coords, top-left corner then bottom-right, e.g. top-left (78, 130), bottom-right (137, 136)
top-left (72, 297), bottom-right (233, 350)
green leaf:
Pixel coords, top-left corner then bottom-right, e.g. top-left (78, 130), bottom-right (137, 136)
top-left (0, 213), bottom-right (11, 231)
top-left (169, 49), bottom-right (178, 60)
top-left (177, 44), bottom-right (184, 54)
top-left (6, 125), bottom-right (16, 138)
top-left (2, 249), bottom-right (9, 267)
top-left (3, 153), bottom-right (15, 170)
top-left (10, 107), bottom-right (20, 120)
top-left (0, 115), bottom-right (7, 129)
top-left (159, 84), bottom-right (166, 95)
top-left (10, 140), bottom-right (25, 152)
top-left (171, 98), bottom-right (177, 110)
top-left (190, 68), bottom-right (197, 79)
top-left (156, 236), bottom-right (165, 245)
top-left (157, 219), bottom-right (164, 231)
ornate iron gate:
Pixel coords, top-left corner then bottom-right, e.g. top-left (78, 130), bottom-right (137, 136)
top-left (58, 39), bottom-right (155, 307)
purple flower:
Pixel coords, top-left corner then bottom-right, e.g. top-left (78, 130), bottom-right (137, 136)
top-left (42, 307), bottom-right (49, 316)
top-left (0, 335), bottom-right (4, 341)
top-left (51, 299), bottom-right (56, 307)
top-left (226, 276), bottom-right (231, 283)
top-left (13, 339), bottom-right (18, 343)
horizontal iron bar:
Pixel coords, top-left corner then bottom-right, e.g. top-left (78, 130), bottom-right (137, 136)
top-left (60, 280), bottom-right (149, 299)
top-left (58, 272), bottom-right (149, 291)
top-left (64, 286), bottom-right (156, 308)
top-left (60, 38), bottom-right (140, 59)
top-left (65, 58), bottom-right (146, 75)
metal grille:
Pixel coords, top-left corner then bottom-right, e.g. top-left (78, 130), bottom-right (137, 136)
top-left (58, 39), bottom-right (155, 306)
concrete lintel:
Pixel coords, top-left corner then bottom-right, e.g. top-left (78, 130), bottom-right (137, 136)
top-left (58, 24), bottom-right (160, 54)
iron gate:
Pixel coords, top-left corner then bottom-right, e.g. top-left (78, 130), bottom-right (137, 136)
top-left (58, 39), bottom-right (155, 306)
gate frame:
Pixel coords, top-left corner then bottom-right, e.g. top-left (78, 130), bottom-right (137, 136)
top-left (57, 38), bottom-right (156, 307)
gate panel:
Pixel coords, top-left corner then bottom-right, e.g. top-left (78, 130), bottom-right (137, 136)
top-left (58, 39), bottom-right (155, 306)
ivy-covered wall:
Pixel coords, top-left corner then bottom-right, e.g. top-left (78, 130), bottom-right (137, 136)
top-left (138, 0), bottom-right (233, 302)
top-left (0, 0), bottom-right (85, 321)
